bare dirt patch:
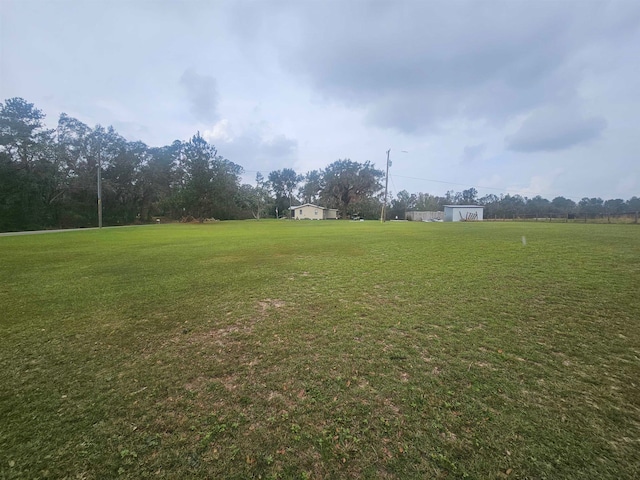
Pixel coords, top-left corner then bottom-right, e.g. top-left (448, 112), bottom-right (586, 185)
top-left (257, 298), bottom-right (286, 313)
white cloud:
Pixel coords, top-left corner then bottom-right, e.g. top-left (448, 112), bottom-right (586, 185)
top-left (506, 169), bottom-right (565, 198)
top-left (203, 119), bottom-right (234, 143)
top-left (202, 119), bottom-right (298, 175)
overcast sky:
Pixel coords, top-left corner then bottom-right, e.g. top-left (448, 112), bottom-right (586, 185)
top-left (2, 0), bottom-right (639, 200)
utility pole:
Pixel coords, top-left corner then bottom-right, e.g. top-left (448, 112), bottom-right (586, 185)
top-left (97, 149), bottom-right (103, 229)
top-left (380, 148), bottom-right (391, 222)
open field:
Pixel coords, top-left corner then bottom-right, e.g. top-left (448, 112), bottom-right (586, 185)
top-left (1, 221), bottom-right (639, 479)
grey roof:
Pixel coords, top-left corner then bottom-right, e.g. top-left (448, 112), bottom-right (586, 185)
top-left (443, 205), bottom-right (484, 208)
top-left (290, 203), bottom-right (330, 210)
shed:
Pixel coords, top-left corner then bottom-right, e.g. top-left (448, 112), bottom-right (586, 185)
top-left (406, 211), bottom-right (444, 222)
top-left (443, 205), bottom-right (484, 222)
top-left (290, 203), bottom-right (339, 220)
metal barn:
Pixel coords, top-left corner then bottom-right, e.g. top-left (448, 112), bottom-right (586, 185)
top-left (443, 205), bottom-right (484, 222)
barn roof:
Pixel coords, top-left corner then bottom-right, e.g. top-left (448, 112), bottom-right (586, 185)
top-left (443, 205), bottom-right (484, 208)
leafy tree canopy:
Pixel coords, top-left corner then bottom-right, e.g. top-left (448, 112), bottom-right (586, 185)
top-left (320, 159), bottom-right (383, 218)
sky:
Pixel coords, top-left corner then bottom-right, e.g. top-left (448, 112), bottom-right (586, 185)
top-left (2, 0), bottom-right (639, 201)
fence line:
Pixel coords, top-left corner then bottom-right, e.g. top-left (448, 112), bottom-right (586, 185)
top-left (482, 212), bottom-right (639, 224)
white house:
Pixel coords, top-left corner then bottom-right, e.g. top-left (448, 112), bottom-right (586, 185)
top-left (443, 205), bottom-right (484, 222)
top-left (290, 203), bottom-right (339, 220)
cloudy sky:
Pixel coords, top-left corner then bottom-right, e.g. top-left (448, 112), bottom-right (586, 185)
top-left (2, 0), bottom-right (639, 200)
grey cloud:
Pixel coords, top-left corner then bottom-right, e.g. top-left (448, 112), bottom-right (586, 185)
top-left (111, 120), bottom-right (150, 143)
top-left (280, 2), bottom-right (575, 128)
top-left (213, 130), bottom-right (298, 173)
top-left (463, 144), bottom-right (486, 162)
top-left (506, 107), bottom-right (607, 152)
top-left (261, 134), bottom-right (298, 158)
top-left (180, 69), bottom-right (219, 122)
top-left (234, 1), bottom-right (640, 133)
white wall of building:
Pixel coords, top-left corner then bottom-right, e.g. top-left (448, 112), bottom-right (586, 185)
top-left (443, 205), bottom-right (484, 222)
top-left (293, 204), bottom-right (323, 219)
top-left (291, 204), bottom-right (338, 220)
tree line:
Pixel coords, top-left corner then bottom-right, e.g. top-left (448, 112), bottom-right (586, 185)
top-left (388, 187), bottom-right (640, 220)
top-left (0, 98), bottom-right (385, 231)
top-left (1, 98), bottom-right (638, 232)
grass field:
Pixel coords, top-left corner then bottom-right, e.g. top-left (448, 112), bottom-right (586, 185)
top-left (1, 221), bottom-right (639, 479)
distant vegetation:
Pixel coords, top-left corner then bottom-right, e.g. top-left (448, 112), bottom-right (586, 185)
top-left (1, 97), bottom-right (638, 232)
top-left (393, 188), bottom-right (640, 221)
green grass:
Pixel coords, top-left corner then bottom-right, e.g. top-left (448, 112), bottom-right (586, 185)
top-left (1, 221), bottom-right (639, 479)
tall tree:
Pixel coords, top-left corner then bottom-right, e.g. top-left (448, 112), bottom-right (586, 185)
top-left (627, 196), bottom-right (640, 211)
top-left (319, 159), bottom-right (383, 218)
top-left (525, 195), bottom-right (551, 216)
top-left (0, 98), bottom-right (57, 230)
top-left (550, 196), bottom-right (576, 215)
top-left (102, 139), bottom-right (147, 225)
top-left (250, 172), bottom-right (271, 219)
top-left (477, 194), bottom-right (501, 217)
top-left (0, 97), bottom-right (48, 170)
top-left (268, 168), bottom-right (301, 217)
top-left (414, 192), bottom-right (443, 211)
top-left (352, 195), bottom-right (383, 220)
top-left (578, 197), bottom-right (604, 216)
top-left (444, 190), bottom-right (461, 205)
top-left (85, 125), bottom-right (129, 226)
top-left (139, 142), bottom-right (181, 220)
top-left (55, 114), bottom-right (99, 226)
top-left (236, 174), bottom-right (271, 220)
top-left (299, 169), bottom-right (323, 204)
top-left (177, 132), bottom-right (243, 220)
top-left (389, 190), bottom-right (415, 219)
top-left (209, 152), bottom-right (243, 220)
top-left (603, 198), bottom-right (626, 214)
top-left (501, 194), bottom-right (526, 217)
top-left (461, 187), bottom-right (478, 204)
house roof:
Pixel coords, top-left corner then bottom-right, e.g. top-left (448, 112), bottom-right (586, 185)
top-left (290, 203), bottom-right (329, 210)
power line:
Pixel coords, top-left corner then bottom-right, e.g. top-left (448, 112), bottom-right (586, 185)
top-left (389, 173), bottom-right (398, 198)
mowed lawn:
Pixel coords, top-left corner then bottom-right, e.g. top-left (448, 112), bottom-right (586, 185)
top-left (1, 221), bottom-right (639, 479)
